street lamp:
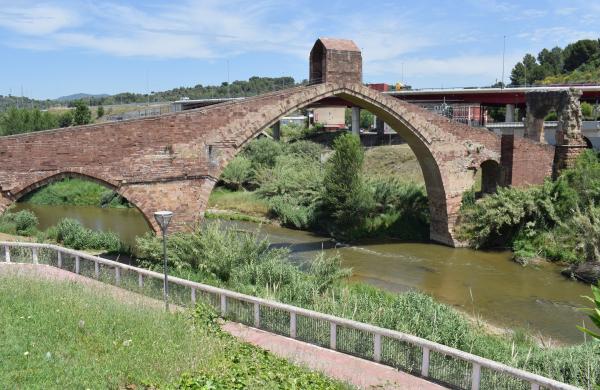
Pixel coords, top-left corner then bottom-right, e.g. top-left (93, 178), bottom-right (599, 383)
top-left (154, 211), bottom-right (173, 311)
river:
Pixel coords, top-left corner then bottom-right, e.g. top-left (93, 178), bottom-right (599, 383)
top-left (14, 203), bottom-right (592, 345)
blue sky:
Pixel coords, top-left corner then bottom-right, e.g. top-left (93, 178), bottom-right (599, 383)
top-left (0, 0), bottom-right (598, 99)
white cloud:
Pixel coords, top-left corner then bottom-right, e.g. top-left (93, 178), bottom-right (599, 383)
top-left (367, 52), bottom-right (522, 82)
top-left (517, 27), bottom-right (598, 44)
top-left (0, 4), bottom-right (79, 35)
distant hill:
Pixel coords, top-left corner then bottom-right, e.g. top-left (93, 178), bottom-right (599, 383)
top-left (1, 76), bottom-right (302, 112)
top-left (56, 93), bottom-right (110, 102)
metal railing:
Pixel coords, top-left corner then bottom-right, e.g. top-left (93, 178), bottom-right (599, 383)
top-left (0, 241), bottom-right (582, 390)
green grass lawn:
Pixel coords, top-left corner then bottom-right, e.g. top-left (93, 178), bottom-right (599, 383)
top-left (0, 274), bottom-right (348, 389)
top-left (208, 187), bottom-right (269, 217)
top-left (363, 144), bottom-right (424, 183)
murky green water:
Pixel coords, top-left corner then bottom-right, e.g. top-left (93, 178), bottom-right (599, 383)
top-left (14, 203), bottom-right (592, 344)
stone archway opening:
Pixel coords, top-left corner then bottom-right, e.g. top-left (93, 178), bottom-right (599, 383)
top-left (8, 172), bottom-right (152, 246)
top-left (479, 160), bottom-right (502, 195)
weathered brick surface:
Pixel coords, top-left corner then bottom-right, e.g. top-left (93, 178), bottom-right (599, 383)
top-left (501, 135), bottom-right (555, 186)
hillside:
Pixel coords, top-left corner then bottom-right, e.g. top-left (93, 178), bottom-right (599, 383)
top-left (510, 38), bottom-right (600, 85)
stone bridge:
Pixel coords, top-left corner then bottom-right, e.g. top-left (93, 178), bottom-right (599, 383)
top-left (0, 38), bottom-right (558, 246)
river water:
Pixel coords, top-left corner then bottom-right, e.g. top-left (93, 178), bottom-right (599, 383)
top-left (14, 203), bottom-right (592, 344)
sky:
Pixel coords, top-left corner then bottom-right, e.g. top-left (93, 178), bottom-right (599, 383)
top-left (0, 0), bottom-right (598, 100)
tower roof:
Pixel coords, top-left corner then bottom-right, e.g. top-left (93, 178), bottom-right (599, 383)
top-left (317, 38), bottom-right (360, 52)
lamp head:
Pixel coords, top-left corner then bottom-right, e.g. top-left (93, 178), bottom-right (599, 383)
top-left (154, 211), bottom-right (173, 231)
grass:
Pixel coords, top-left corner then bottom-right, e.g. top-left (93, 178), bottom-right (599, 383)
top-left (0, 274), bottom-right (349, 389)
top-left (208, 187), bottom-right (269, 217)
top-left (363, 144), bottom-right (424, 183)
top-left (21, 178), bottom-right (129, 208)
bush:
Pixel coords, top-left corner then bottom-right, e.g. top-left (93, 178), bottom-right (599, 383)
top-left (13, 210), bottom-right (38, 234)
top-left (256, 155), bottom-right (323, 228)
top-left (56, 218), bottom-right (122, 252)
top-left (0, 210), bottom-right (38, 235)
top-left (242, 138), bottom-right (284, 169)
top-left (285, 140), bottom-right (324, 161)
top-left (363, 177), bottom-right (430, 240)
top-left (220, 155), bottom-right (253, 190)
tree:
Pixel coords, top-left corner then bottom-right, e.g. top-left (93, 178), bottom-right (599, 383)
top-left (537, 47), bottom-right (564, 76)
top-left (97, 105), bottom-right (104, 118)
top-left (320, 133), bottom-right (373, 238)
top-left (563, 39), bottom-right (600, 72)
top-left (72, 100), bottom-right (92, 125)
top-left (58, 111), bottom-right (73, 127)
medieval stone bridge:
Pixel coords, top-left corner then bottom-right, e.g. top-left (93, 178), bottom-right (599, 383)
top-left (0, 38), bottom-right (563, 246)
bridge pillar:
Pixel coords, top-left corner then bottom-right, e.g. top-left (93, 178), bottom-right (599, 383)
top-left (120, 178), bottom-right (216, 235)
top-left (272, 121), bottom-right (281, 141)
top-left (505, 104), bottom-right (515, 122)
top-left (375, 117), bottom-right (385, 136)
top-left (351, 107), bottom-right (360, 136)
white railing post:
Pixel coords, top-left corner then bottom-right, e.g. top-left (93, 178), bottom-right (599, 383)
top-left (471, 363), bottom-right (481, 390)
top-left (191, 287), bottom-right (196, 304)
top-left (138, 273), bottom-right (144, 288)
top-left (75, 256), bottom-right (80, 274)
top-left (290, 312), bottom-right (297, 339)
top-left (421, 347), bottom-right (430, 377)
top-left (254, 302), bottom-right (260, 328)
top-left (220, 294), bottom-right (227, 317)
top-left (374, 333), bottom-right (382, 362)
top-left (330, 322), bottom-right (337, 350)
top-left (57, 251), bottom-right (62, 268)
top-left (94, 260), bottom-right (99, 278)
top-left (4, 245), bottom-right (10, 263)
top-left (32, 248), bottom-right (38, 264)
top-left (531, 384), bottom-right (540, 390)
top-left (115, 267), bottom-right (121, 285)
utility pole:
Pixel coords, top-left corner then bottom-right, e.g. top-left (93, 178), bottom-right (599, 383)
top-left (227, 60), bottom-right (230, 98)
top-left (501, 35), bottom-right (506, 89)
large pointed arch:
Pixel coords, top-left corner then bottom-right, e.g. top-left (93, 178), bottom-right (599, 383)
top-left (199, 83), bottom-right (501, 245)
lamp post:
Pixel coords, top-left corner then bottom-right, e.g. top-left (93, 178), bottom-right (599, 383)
top-left (154, 211), bottom-right (173, 311)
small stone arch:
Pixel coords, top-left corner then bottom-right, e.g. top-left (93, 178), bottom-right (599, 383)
top-left (7, 171), bottom-right (155, 231)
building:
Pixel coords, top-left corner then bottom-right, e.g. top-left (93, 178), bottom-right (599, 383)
top-left (312, 106), bottom-right (346, 131)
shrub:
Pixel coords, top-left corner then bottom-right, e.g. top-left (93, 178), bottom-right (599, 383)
top-left (55, 218), bottom-right (122, 252)
top-left (0, 210), bottom-right (38, 235)
top-left (285, 140), bottom-right (324, 161)
top-left (242, 138), bottom-right (284, 169)
top-left (457, 180), bottom-right (565, 248)
top-left (12, 210), bottom-right (38, 234)
top-left (220, 155), bottom-right (253, 190)
top-left (256, 154), bottom-right (323, 228)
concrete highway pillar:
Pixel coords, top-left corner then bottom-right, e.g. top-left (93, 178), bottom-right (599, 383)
top-left (272, 121), bottom-right (281, 141)
top-left (375, 117), bottom-right (385, 135)
top-left (351, 107), bottom-right (360, 136)
top-left (505, 104), bottom-right (515, 123)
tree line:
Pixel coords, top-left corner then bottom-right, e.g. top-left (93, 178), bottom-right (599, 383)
top-left (73, 76), bottom-right (301, 106)
top-left (0, 101), bottom-right (93, 136)
top-left (510, 38), bottom-right (600, 85)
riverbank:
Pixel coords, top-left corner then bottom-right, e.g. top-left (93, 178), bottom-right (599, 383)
top-left (133, 222), bottom-right (599, 387)
top-left (457, 150), bottom-right (600, 284)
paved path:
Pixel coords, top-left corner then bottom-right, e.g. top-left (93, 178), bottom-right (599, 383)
top-left (1, 263), bottom-right (446, 389)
